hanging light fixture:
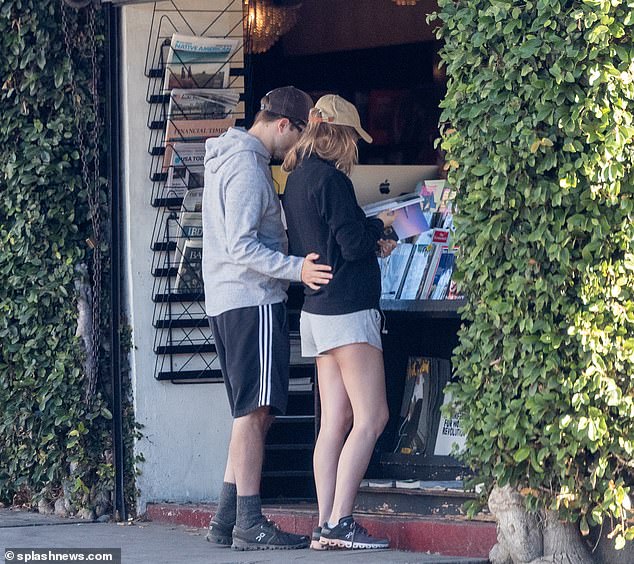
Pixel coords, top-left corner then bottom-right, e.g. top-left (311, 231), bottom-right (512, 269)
top-left (392, 0), bottom-right (420, 5)
top-left (244, 0), bottom-right (303, 54)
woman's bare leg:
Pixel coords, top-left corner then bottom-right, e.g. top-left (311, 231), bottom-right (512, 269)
top-left (328, 343), bottom-right (388, 524)
top-left (312, 353), bottom-right (353, 544)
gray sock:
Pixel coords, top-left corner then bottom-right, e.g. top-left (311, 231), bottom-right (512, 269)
top-left (236, 494), bottom-right (263, 530)
top-left (213, 482), bottom-right (237, 526)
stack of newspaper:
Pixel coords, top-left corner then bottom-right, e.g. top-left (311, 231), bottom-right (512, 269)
top-left (162, 33), bottom-right (240, 168)
top-left (160, 33), bottom-right (241, 295)
top-left (173, 189), bottom-right (204, 294)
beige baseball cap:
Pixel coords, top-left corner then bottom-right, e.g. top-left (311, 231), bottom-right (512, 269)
top-left (311, 94), bottom-right (373, 144)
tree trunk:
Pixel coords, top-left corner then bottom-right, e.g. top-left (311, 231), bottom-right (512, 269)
top-left (589, 524), bottom-right (634, 564)
top-left (75, 264), bottom-right (97, 401)
top-left (489, 485), bottom-right (543, 563)
top-left (534, 511), bottom-right (593, 564)
top-left (488, 485), bottom-right (596, 564)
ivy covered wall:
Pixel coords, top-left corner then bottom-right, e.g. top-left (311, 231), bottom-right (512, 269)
top-left (0, 0), bottom-right (134, 516)
top-left (437, 0), bottom-right (634, 548)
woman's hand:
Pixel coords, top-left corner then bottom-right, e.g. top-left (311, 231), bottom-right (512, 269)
top-left (377, 209), bottom-right (396, 228)
top-left (377, 239), bottom-right (397, 258)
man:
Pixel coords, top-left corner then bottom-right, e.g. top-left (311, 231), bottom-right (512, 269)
top-left (201, 86), bottom-right (332, 551)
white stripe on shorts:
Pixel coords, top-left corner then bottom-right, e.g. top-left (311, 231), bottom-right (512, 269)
top-left (258, 305), bottom-right (273, 406)
top-left (266, 304), bottom-right (272, 404)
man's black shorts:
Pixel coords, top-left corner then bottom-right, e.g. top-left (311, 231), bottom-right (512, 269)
top-left (209, 302), bottom-right (289, 418)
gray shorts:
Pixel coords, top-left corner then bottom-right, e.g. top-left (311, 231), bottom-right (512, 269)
top-left (300, 308), bottom-right (383, 357)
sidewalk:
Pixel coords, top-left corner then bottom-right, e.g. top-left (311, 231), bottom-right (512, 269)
top-left (0, 508), bottom-right (488, 564)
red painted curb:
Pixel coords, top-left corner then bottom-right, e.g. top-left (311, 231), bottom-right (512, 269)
top-left (146, 502), bottom-right (496, 558)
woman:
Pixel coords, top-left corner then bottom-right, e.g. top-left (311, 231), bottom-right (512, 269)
top-left (282, 94), bottom-right (396, 550)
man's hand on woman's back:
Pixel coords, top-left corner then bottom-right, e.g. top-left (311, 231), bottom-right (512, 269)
top-left (301, 253), bottom-right (333, 290)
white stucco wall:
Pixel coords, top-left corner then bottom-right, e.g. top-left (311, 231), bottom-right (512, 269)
top-left (120, 2), bottom-right (238, 513)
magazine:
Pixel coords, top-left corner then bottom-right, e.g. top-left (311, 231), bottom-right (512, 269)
top-left (163, 33), bottom-right (240, 91)
top-left (168, 88), bottom-right (240, 120)
top-left (418, 179), bottom-right (448, 212)
top-left (362, 192), bottom-right (422, 217)
top-left (418, 229), bottom-right (450, 300)
top-left (438, 185), bottom-right (457, 213)
top-left (429, 252), bottom-right (456, 300)
top-left (362, 194), bottom-right (429, 241)
top-left (395, 479), bottom-right (465, 491)
top-left (366, 479), bottom-right (395, 488)
top-left (433, 391), bottom-right (467, 457)
top-left (398, 244), bottom-right (433, 300)
top-left (446, 278), bottom-right (464, 301)
top-left (379, 243), bottom-right (413, 299)
top-left (394, 357), bottom-right (433, 455)
top-left (166, 143), bottom-right (205, 197)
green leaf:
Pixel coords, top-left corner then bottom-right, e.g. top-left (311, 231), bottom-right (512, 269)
top-left (580, 516), bottom-right (590, 536)
top-left (513, 447), bottom-right (531, 463)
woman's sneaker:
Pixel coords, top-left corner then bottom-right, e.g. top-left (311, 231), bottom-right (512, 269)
top-left (205, 518), bottom-right (233, 546)
top-left (310, 525), bottom-right (328, 550)
top-left (320, 516), bottom-right (389, 549)
top-left (232, 518), bottom-right (310, 550)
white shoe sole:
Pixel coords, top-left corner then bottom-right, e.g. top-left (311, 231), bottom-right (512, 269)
top-left (320, 538), bottom-right (388, 549)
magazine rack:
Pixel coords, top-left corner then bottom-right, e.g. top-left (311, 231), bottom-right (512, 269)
top-left (146, 0), bottom-right (250, 382)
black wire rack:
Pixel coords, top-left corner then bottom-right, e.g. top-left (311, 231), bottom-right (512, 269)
top-left (145, 0), bottom-right (252, 383)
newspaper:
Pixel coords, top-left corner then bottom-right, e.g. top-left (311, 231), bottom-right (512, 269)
top-left (175, 237), bottom-right (203, 294)
top-left (166, 143), bottom-right (205, 198)
top-left (168, 88), bottom-right (240, 120)
top-left (163, 117), bottom-right (233, 171)
top-left (165, 117), bottom-right (235, 142)
top-left (163, 33), bottom-right (240, 91)
top-left (181, 187), bottom-right (203, 213)
top-left (175, 209), bottom-right (202, 255)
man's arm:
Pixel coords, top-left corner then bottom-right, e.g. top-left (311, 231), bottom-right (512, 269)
top-left (224, 166), bottom-right (304, 281)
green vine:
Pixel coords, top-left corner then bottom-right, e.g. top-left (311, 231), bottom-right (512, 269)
top-left (0, 0), bottom-right (139, 518)
top-left (434, 0), bottom-right (634, 548)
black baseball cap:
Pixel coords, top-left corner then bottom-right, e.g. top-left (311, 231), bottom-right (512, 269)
top-left (260, 86), bottom-right (313, 124)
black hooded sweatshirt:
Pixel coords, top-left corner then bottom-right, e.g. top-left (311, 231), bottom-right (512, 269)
top-left (282, 155), bottom-right (385, 315)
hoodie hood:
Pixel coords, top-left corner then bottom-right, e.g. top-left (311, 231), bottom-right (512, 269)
top-left (204, 127), bottom-right (270, 174)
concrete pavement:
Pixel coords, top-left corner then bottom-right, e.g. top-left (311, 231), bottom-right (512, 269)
top-left (0, 509), bottom-right (488, 563)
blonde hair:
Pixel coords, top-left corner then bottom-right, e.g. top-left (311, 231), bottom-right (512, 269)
top-left (282, 108), bottom-right (359, 175)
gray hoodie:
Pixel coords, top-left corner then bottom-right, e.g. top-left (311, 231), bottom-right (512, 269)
top-left (202, 127), bottom-right (304, 317)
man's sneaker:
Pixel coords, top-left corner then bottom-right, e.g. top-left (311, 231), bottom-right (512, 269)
top-left (232, 518), bottom-right (310, 550)
top-left (205, 518), bottom-right (233, 546)
top-left (320, 516), bottom-right (389, 549)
